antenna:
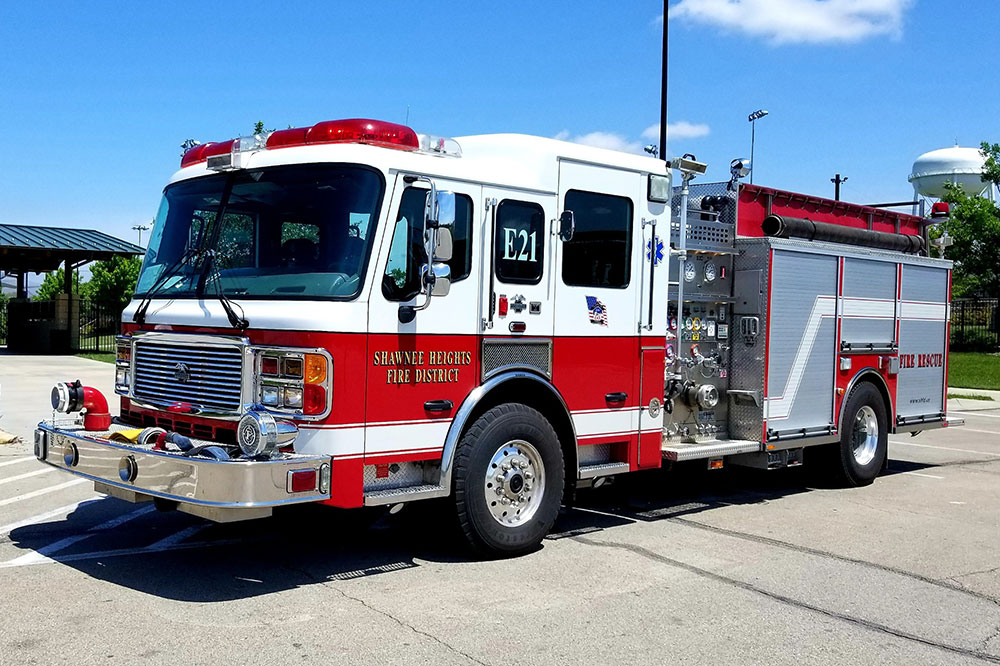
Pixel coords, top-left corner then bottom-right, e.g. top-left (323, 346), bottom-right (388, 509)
top-left (405, 105), bottom-right (410, 126)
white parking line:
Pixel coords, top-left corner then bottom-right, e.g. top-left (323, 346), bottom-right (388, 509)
top-left (0, 456), bottom-right (36, 469)
top-left (890, 439), bottom-right (1000, 457)
top-left (951, 410), bottom-right (1000, 419)
top-left (958, 427), bottom-right (1000, 436)
top-left (0, 479), bottom-right (88, 507)
top-left (146, 524), bottom-right (204, 550)
top-left (0, 536), bottom-right (248, 568)
top-left (0, 467), bottom-right (55, 486)
top-left (0, 500), bottom-right (98, 537)
top-left (1, 505), bottom-right (155, 567)
top-left (903, 471), bottom-right (944, 479)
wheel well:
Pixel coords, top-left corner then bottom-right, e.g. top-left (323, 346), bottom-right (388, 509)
top-left (841, 370), bottom-right (893, 431)
top-left (464, 377), bottom-right (577, 489)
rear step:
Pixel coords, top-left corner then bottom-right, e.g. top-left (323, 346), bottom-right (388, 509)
top-left (661, 438), bottom-right (761, 462)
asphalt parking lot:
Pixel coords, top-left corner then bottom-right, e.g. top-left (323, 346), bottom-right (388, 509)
top-left (0, 354), bottom-right (998, 665)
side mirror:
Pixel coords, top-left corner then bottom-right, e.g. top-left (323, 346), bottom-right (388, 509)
top-left (558, 210), bottom-right (575, 241)
top-left (424, 262), bottom-right (451, 297)
top-left (426, 191), bottom-right (455, 262)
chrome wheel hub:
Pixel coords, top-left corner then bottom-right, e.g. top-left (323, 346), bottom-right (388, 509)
top-left (852, 405), bottom-right (879, 466)
top-left (484, 439), bottom-right (545, 526)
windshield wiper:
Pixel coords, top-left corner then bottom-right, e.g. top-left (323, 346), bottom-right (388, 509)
top-left (132, 247), bottom-right (204, 325)
top-left (201, 250), bottom-right (250, 330)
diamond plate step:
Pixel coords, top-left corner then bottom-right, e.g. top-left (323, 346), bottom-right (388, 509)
top-left (578, 462), bottom-right (630, 479)
top-left (661, 438), bottom-right (761, 462)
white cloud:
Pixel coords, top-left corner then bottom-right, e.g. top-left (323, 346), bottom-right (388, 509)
top-left (642, 121), bottom-right (711, 141)
top-left (666, 0), bottom-right (912, 45)
top-left (553, 130), bottom-right (644, 155)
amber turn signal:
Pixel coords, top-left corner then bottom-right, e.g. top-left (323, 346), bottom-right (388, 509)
top-left (305, 353), bottom-right (327, 384)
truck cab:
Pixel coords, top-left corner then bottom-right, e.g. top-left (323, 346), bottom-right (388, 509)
top-left (36, 118), bottom-right (672, 555)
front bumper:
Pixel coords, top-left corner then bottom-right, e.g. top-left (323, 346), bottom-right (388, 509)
top-left (34, 421), bottom-right (331, 521)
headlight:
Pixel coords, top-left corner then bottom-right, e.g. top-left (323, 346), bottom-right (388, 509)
top-left (261, 385), bottom-right (280, 406)
top-left (283, 386), bottom-right (303, 409)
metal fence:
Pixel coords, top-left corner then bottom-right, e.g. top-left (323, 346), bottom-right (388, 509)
top-left (951, 298), bottom-right (999, 352)
top-left (78, 300), bottom-right (119, 353)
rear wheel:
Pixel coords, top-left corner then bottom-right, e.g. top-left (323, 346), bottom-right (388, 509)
top-left (832, 382), bottom-right (888, 486)
top-left (453, 404), bottom-right (564, 556)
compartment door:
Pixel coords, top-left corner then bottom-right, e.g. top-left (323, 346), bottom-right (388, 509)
top-left (765, 250), bottom-right (837, 436)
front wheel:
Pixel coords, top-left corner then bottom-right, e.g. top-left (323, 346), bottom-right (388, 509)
top-left (453, 404), bottom-right (564, 556)
top-left (832, 382), bottom-right (888, 486)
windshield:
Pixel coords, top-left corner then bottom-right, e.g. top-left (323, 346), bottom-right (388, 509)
top-left (135, 164), bottom-right (384, 300)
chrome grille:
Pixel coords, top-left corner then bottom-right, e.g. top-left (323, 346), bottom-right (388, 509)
top-left (133, 340), bottom-right (243, 413)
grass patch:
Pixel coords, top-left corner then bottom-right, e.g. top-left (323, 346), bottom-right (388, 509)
top-left (947, 392), bottom-right (995, 401)
top-left (76, 352), bottom-right (115, 364)
top-left (948, 352), bottom-right (1000, 391)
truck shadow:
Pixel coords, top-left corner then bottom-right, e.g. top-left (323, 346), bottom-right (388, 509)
top-left (6, 455), bottom-right (943, 602)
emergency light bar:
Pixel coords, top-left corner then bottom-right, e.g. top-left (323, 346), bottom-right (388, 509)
top-left (180, 118), bottom-right (462, 169)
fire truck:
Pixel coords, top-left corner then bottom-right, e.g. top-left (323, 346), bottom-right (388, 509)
top-left (34, 118), bottom-right (960, 555)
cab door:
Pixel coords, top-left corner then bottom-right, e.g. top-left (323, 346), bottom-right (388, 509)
top-left (365, 175), bottom-right (483, 464)
top-left (552, 162), bottom-right (649, 467)
top-left (479, 187), bottom-right (556, 376)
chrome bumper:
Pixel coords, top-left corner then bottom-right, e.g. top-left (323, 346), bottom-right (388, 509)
top-left (34, 422), bottom-right (331, 519)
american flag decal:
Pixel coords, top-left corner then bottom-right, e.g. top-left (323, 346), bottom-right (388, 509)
top-left (586, 295), bottom-right (608, 325)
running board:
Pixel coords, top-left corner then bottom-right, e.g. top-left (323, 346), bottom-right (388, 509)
top-left (662, 439), bottom-right (761, 462)
top-left (578, 462), bottom-right (630, 480)
top-left (364, 484), bottom-right (447, 506)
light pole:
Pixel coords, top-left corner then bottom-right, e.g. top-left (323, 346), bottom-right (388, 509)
top-left (748, 109), bottom-right (768, 185)
top-left (132, 223), bottom-right (151, 246)
top-left (831, 173), bottom-right (848, 201)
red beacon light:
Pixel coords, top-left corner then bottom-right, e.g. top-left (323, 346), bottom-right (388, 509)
top-left (182, 118), bottom-right (445, 168)
top-left (930, 201), bottom-right (950, 219)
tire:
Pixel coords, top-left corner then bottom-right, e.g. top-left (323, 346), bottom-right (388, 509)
top-left (453, 404), bottom-right (564, 556)
top-left (832, 382), bottom-right (888, 487)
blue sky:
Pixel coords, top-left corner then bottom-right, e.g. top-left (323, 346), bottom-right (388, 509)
top-left (1, 0), bottom-right (996, 265)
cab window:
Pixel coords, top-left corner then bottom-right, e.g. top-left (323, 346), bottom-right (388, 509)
top-left (495, 199), bottom-right (544, 284)
top-left (383, 187), bottom-right (473, 301)
top-left (561, 190), bottom-right (633, 288)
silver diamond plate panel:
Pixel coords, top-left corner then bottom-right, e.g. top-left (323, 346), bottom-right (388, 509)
top-left (577, 443), bottom-right (613, 466)
top-left (728, 238), bottom-right (770, 441)
top-left (482, 338), bottom-right (552, 380)
top-left (363, 462), bottom-right (426, 492)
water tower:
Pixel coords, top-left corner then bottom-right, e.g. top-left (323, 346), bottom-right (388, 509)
top-left (908, 145), bottom-right (996, 207)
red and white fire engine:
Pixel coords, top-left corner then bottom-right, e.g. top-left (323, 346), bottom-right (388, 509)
top-left (35, 118), bottom-right (960, 555)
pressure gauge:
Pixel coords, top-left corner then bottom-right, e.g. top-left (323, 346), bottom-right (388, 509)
top-left (684, 262), bottom-right (696, 282)
top-left (704, 262), bottom-right (717, 282)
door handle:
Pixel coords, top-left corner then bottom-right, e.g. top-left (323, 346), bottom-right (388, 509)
top-left (423, 399), bottom-right (454, 413)
top-left (605, 392), bottom-right (628, 404)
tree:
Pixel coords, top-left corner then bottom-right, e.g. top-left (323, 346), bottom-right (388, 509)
top-left (980, 140), bottom-right (1000, 197)
top-left (936, 141), bottom-right (1000, 298)
top-left (85, 256), bottom-right (143, 311)
top-left (33, 267), bottom-right (82, 301)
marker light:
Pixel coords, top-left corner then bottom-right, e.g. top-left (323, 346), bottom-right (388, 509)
top-left (261, 356), bottom-right (279, 376)
top-left (282, 357), bottom-right (303, 379)
top-left (304, 354), bottom-right (327, 384)
top-left (287, 469), bottom-right (318, 493)
top-left (931, 202), bottom-right (950, 219)
top-left (303, 384), bottom-right (326, 415)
